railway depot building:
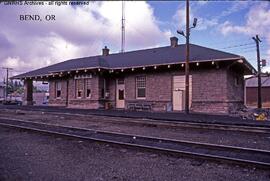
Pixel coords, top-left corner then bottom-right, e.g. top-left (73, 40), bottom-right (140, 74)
top-left (13, 37), bottom-right (255, 114)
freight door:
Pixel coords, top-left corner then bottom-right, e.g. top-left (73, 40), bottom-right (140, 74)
top-left (173, 75), bottom-right (192, 111)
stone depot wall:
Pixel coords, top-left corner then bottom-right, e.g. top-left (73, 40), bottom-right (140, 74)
top-left (48, 66), bottom-right (245, 114)
top-left (48, 74), bottom-right (101, 109)
top-left (125, 71), bottom-right (173, 111)
top-left (191, 68), bottom-right (244, 114)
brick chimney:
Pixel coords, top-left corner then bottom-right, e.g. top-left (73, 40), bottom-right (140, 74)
top-left (102, 46), bottom-right (109, 56)
top-left (170, 37), bottom-right (178, 47)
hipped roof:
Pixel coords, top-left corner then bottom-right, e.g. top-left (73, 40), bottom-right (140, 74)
top-left (12, 43), bottom-right (255, 79)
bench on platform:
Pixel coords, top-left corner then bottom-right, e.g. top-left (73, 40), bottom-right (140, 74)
top-left (127, 102), bottom-right (152, 111)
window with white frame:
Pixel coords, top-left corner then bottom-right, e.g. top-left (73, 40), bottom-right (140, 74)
top-left (85, 79), bottom-right (91, 98)
top-left (56, 81), bottom-right (61, 98)
top-left (136, 76), bottom-right (146, 99)
top-left (76, 79), bottom-right (83, 98)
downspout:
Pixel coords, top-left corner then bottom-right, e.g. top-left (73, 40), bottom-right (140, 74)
top-left (66, 79), bottom-right (69, 107)
top-left (244, 79), bottom-right (246, 106)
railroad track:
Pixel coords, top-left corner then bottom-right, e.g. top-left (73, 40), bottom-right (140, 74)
top-left (43, 111), bottom-right (270, 134)
top-left (0, 118), bottom-right (270, 168)
top-left (2, 108), bottom-right (270, 134)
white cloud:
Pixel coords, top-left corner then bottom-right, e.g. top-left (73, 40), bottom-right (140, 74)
top-left (173, 3), bottom-right (218, 31)
top-left (220, 1), bottom-right (251, 17)
top-left (218, 3), bottom-right (270, 72)
top-left (196, 18), bottom-right (218, 31)
top-left (219, 3), bottom-right (270, 37)
top-left (196, 1), bottom-right (208, 6)
top-left (219, 21), bottom-right (244, 35)
top-left (0, 1), bottom-right (170, 78)
top-left (3, 57), bottom-right (24, 69)
top-left (173, 7), bottom-right (187, 30)
top-left (173, 1), bottom-right (255, 33)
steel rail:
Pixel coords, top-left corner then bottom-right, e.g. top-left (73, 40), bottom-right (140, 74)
top-left (2, 108), bottom-right (270, 134)
top-left (0, 118), bottom-right (270, 168)
top-left (49, 111), bottom-right (270, 134)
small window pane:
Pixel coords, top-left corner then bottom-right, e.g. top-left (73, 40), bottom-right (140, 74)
top-left (85, 79), bottom-right (91, 98)
top-left (119, 89), bottom-right (124, 100)
top-left (86, 89), bottom-right (91, 98)
top-left (57, 90), bottom-right (61, 98)
top-left (137, 88), bottom-right (145, 98)
top-left (56, 82), bottom-right (61, 90)
top-left (78, 90), bottom-right (82, 98)
top-left (56, 82), bottom-right (61, 98)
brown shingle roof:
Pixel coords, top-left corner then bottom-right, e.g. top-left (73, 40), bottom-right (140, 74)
top-left (12, 43), bottom-right (252, 79)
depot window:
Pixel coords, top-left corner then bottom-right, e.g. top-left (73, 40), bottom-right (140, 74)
top-left (56, 81), bottom-right (61, 98)
top-left (136, 76), bottom-right (146, 99)
top-left (85, 79), bottom-right (91, 98)
top-left (76, 79), bottom-right (83, 98)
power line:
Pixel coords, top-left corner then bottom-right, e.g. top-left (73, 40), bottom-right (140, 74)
top-left (229, 46), bottom-right (256, 52)
top-left (221, 42), bottom-right (254, 49)
top-left (260, 46), bottom-right (269, 51)
top-left (205, 36), bottom-right (267, 49)
top-left (229, 45), bottom-right (256, 51)
top-left (239, 50), bottom-right (256, 54)
top-left (205, 38), bottom-right (253, 46)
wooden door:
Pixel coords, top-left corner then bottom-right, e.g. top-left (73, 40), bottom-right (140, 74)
top-left (173, 75), bottom-right (192, 111)
top-left (116, 78), bottom-right (125, 109)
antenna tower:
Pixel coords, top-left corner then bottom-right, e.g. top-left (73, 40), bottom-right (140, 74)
top-left (121, 1), bottom-right (125, 53)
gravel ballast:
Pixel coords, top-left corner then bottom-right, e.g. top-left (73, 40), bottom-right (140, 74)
top-left (0, 109), bottom-right (270, 150)
top-left (0, 126), bottom-right (270, 181)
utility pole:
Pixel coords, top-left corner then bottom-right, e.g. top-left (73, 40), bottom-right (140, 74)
top-left (252, 35), bottom-right (262, 109)
top-left (185, 0), bottom-right (190, 114)
top-left (2, 67), bottom-right (13, 101)
top-left (177, 0), bottom-right (197, 114)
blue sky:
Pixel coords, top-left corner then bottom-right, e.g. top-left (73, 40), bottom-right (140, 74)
top-left (0, 1), bottom-right (269, 78)
top-left (148, 1), bottom-right (270, 71)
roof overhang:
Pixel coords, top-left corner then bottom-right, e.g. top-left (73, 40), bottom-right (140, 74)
top-left (11, 57), bottom-right (255, 81)
top-left (238, 56), bottom-right (257, 75)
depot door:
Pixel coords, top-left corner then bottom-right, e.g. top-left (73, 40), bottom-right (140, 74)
top-left (173, 75), bottom-right (192, 111)
top-left (116, 78), bottom-right (125, 109)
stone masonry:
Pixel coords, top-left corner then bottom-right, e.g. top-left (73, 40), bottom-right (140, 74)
top-left (23, 79), bottom-right (33, 105)
top-left (48, 64), bottom-right (245, 114)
